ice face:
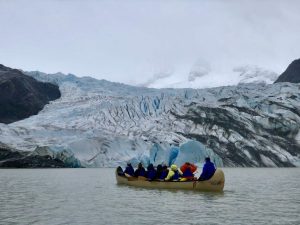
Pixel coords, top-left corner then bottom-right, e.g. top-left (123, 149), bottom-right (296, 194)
top-left (148, 140), bottom-right (223, 167)
top-left (0, 71), bottom-right (299, 167)
top-left (174, 140), bottom-right (223, 167)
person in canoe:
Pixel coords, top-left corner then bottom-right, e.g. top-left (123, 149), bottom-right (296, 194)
top-left (155, 164), bottom-right (163, 179)
top-left (123, 162), bottom-right (134, 177)
top-left (180, 162), bottom-right (197, 181)
top-left (198, 157), bottom-right (216, 181)
top-left (146, 163), bottom-right (156, 181)
top-left (165, 164), bottom-right (180, 181)
top-left (134, 162), bottom-right (146, 177)
top-left (158, 165), bottom-right (169, 180)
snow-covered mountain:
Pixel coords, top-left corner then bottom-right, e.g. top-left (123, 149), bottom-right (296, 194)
top-left (0, 70), bottom-right (299, 167)
top-left (139, 64), bottom-right (279, 89)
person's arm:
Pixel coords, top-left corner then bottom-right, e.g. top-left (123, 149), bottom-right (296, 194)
top-left (178, 168), bottom-right (183, 176)
top-left (124, 167), bottom-right (129, 174)
top-left (199, 164), bottom-right (208, 180)
top-left (165, 170), bottom-right (174, 181)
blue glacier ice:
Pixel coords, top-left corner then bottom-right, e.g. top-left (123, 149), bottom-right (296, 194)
top-left (174, 140), bottom-right (223, 167)
top-left (149, 143), bottom-right (170, 166)
top-left (168, 146), bottom-right (179, 166)
top-left (129, 155), bottom-right (150, 168)
top-left (148, 140), bottom-right (223, 167)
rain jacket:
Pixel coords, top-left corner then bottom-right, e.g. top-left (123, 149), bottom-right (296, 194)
top-left (155, 165), bottom-right (163, 179)
top-left (146, 164), bottom-right (157, 180)
top-left (134, 167), bottom-right (146, 177)
top-left (124, 164), bottom-right (134, 176)
top-left (159, 168), bottom-right (168, 180)
top-left (199, 161), bottom-right (216, 181)
top-left (182, 167), bottom-right (194, 179)
top-left (165, 165), bottom-right (180, 181)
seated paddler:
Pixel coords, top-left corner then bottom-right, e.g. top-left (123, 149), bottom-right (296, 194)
top-left (155, 164), bottom-right (163, 179)
top-left (198, 157), bottom-right (216, 181)
top-left (158, 164), bottom-right (169, 180)
top-left (123, 162), bottom-right (134, 177)
top-left (180, 162), bottom-right (197, 181)
top-left (146, 163), bottom-right (156, 181)
top-left (134, 162), bottom-right (146, 177)
top-left (165, 164), bottom-right (180, 181)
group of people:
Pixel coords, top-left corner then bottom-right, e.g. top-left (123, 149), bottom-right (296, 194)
top-left (121, 157), bottom-right (216, 182)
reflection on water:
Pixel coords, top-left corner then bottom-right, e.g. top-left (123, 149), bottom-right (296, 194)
top-left (0, 168), bottom-right (299, 225)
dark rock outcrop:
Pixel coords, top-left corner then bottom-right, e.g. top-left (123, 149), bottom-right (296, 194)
top-left (0, 143), bottom-right (82, 168)
top-left (0, 64), bottom-right (61, 124)
top-left (275, 59), bottom-right (300, 83)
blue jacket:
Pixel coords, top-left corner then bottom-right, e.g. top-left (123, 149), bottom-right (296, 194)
top-left (182, 168), bottom-right (194, 178)
top-left (124, 165), bottom-right (134, 176)
top-left (147, 169), bottom-right (157, 180)
top-left (159, 169), bottom-right (168, 180)
top-left (199, 161), bottom-right (216, 181)
top-left (173, 170), bottom-right (180, 180)
top-left (134, 167), bottom-right (146, 177)
top-left (155, 165), bottom-right (163, 179)
top-left (146, 164), bottom-right (156, 180)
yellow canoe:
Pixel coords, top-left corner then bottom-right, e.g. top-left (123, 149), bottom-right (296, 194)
top-left (115, 168), bottom-right (225, 192)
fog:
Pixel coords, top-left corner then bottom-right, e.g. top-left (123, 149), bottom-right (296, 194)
top-left (0, 0), bottom-right (299, 87)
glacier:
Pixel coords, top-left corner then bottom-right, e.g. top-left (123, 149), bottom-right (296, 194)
top-left (0, 70), bottom-right (299, 167)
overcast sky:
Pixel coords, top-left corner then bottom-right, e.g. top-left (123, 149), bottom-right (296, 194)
top-left (0, 0), bottom-right (299, 87)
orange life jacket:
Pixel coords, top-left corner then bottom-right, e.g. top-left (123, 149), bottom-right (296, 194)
top-left (180, 163), bottom-right (197, 173)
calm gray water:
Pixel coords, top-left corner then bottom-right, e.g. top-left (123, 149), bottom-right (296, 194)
top-left (0, 168), bottom-right (299, 225)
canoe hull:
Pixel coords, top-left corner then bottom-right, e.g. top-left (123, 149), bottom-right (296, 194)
top-left (116, 168), bottom-right (225, 192)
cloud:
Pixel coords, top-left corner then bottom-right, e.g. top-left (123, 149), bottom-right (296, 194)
top-left (188, 60), bottom-right (211, 82)
top-left (0, 0), bottom-right (299, 87)
top-left (140, 71), bottom-right (173, 87)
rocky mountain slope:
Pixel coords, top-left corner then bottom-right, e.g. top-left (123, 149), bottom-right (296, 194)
top-left (0, 69), bottom-right (299, 167)
top-left (0, 64), bottom-right (61, 124)
top-left (275, 59), bottom-right (300, 83)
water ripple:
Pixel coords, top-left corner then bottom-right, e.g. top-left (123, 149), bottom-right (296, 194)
top-left (0, 168), bottom-right (299, 225)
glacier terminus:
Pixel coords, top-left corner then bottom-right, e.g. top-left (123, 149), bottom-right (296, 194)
top-left (0, 70), bottom-right (299, 168)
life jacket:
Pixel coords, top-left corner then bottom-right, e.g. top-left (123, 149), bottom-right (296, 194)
top-left (190, 164), bottom-right (197, 173)
top-left (180, 163), bottom-right (197, 173)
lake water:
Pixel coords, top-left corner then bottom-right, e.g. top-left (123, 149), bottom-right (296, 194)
top-left (0, 168), bottom-right (299, 225)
